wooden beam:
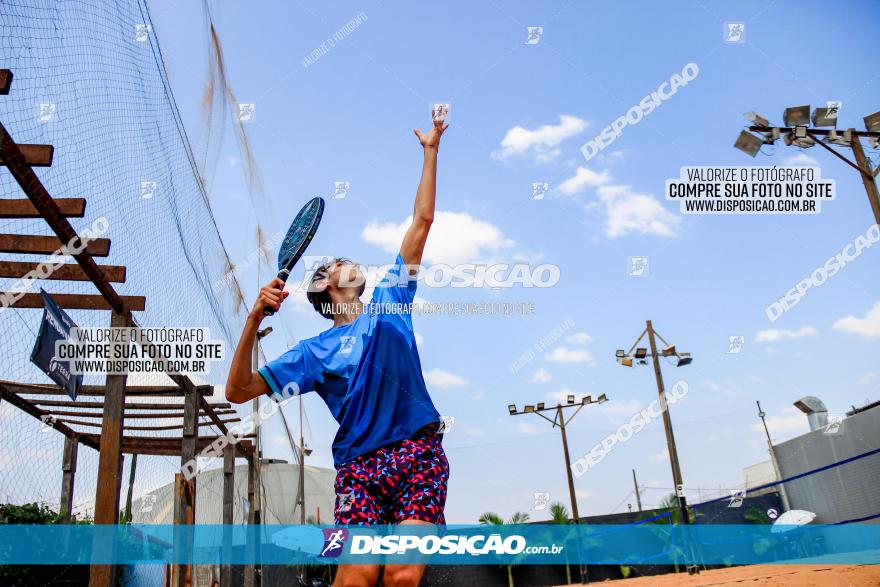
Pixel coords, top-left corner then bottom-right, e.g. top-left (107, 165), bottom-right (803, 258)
top-left (4, 292), bottom-right (146, 311)
top-left (0, 121), bottom-right (131, 319)
top-left (0, 233), bottom-right (110, 256)
top-left (39, 409), bottom-right (238, 419)
top-left (89, 312), bottom-right (127, 587)
top-left (0, 198), bottom-right (85, 218)
top-left (1, 380), bottom-right (212, 397)
top-left (32, 399), bottom-right (230, 410)
top-left (55, 416), bottom-right (241, 431)
top-left (0, 69), bottom-right (11, 95)
top-left (0, 143), bottom-right (54, 167)
top-left (76, 434), bottom-right (254, 457)
top-left (0, 261), bottom-right (125, 282)
top-left (59, 436), bottom-right (79, 523)
top-left (0, 384), bottom-right (98, 450)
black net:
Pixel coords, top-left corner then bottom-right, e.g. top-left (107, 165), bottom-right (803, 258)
top-left (0, 0), bottom-right (249, 524)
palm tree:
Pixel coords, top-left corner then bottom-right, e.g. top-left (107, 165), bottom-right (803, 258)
top-left (548, 502), bottom-right (573, 584)
top-left (479, 511), bottom-right (530, 587)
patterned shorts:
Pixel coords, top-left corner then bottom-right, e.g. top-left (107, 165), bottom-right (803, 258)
top-left (334, 426), bottom-right (449, 525)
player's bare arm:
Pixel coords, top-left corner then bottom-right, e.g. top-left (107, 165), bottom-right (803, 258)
top-left (226, 278), bottom-right (289, 404)
top-left (400, 119), bottom-right (448, 269)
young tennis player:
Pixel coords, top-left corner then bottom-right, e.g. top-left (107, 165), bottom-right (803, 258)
top-left (227, 118), bottom-right (449, 587)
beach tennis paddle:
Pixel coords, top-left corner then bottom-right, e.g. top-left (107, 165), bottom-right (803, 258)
top-left (263, 196), bottom-right (325, 316)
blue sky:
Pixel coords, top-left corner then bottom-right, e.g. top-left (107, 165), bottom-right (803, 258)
top-left (147, 0), bottom-right (880, 523)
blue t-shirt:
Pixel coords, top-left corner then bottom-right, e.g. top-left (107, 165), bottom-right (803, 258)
top-left (259, 254), bottom-right (441, 467)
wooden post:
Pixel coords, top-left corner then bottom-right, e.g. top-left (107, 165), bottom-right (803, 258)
top-left (244, 454), bottom-right (256, 587)
top-left (89, 311), bottom-right (128, 587)
top-left (220, 444), bottom-right (235, 587)
top-left (172, 383), bottom-right (200, 587)
top-left (59, 434), bottom-right (79, 523)
top-left (122, 454), bottom-right (137, 524)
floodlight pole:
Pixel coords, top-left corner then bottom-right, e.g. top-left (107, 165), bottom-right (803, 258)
top-left (748, 125), bottom-right (880, 227)
top-left (849, 132), bottom-right (880, 227)
top-left (756, 401), bottom-right (791, 512)
top-left (645, 321), bottom-right (690, 528)
top-left (509, 396), bottom-right (607, 583)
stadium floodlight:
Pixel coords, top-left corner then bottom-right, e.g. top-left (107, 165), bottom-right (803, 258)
top-left (794, 126), bottom-right (808, 138)
top-left (677, 353), bottom-right (693, 367)
top-left (783, 105), bottom-right (810, 127)
top-left (734, 130), bottom-right (765, 157)
top-left (615, 349), bottom-right (626, 358)
top-left (508, 404), bottom-right (517, 415)
top-left (744, 111), bottom-right (769, 127)
top-left (826, 129), bottom-right (852, 146)
top-left (619, 356), bottom-right (634, 367)
top-left (811, 107), bottom-right (838, 128)
top-left (634, 348), bottom-right (648, 359)
top-left (784, 133), bottom-right (816, 148)
top-left (661, 344), bottom-right (676, 357)
top-left (597, 393), bottom-right (608, 403)
top-left (536, 402), bottom-right (545, 411)
top-left (566, 394), bottom-right (575, 405)
top-left (524, 405), bottom-right (535, 413)
top-left (582, 395), bottom-right (592, 405)
top-left (864, 111), bottom-right (880, 132)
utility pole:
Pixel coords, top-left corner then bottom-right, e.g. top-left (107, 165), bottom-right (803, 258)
top-left (645, 320), bottom-right (690, 529)
top-left (251, 326), bottom-right (272, 587)
top-left (756, 401), bottom-right (791, 512)
top-left (632, 469), bottom-right (642, 512)
top-left (297, 394), bottom-right (312, 524)
top-left (616, 320), bottom-right (698, 575)
top-left (509, 393), bottom-right (608, 584)
top-left (252, 327), bottom-right (272, 525)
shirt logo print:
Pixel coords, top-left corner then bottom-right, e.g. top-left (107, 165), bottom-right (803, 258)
top-left (339, 336), bottom-right (356, 355)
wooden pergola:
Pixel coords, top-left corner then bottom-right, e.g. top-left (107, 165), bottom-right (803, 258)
top-left (0, 68), bottom-right (256, 587)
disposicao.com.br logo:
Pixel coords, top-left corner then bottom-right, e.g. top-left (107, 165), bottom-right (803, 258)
top-left (346, 533), bottom-right (563, 556)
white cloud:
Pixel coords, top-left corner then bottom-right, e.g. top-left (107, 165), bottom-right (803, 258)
top-left (597, 150), bottom-right (627, 166)
top-left (598, 398), bottom-right (642, 416)
top-left (492, 115), bottom-right (587, 161)
top-left (750, 406), bottom-right (809, 437)
top-left (423, 368), bottom-right (469, 389)
top-left (784, 153), bottom-right (820, 166)
top-left (566, 331), bottom-right (592, 344)
top-left (546, 346), bottom-right (594, 364)
top-left (529, 368), bottom-right (552, 383)
top-left (858, 372), bottom-right (878, 385)
top-left (516, 422), bottom-right (542, 435)
top-left (594, 184), bottom-right (680, 238)
top-left (755, 326), bottom-right (817, 342)
top-left (361, 211), bottom-right (515, 265)
top-left (703, 379), bottom-right (738, 396)
top-left (557, 167), bottom-right (611, 196)
top-left (415, 332), bottom-right (424, 346)
top-left (651, 448), bottom-right (669, 462)
top-left (833, 302), bottom-right (880, 340)
top-left (547, 388), bottom-right (578, 403)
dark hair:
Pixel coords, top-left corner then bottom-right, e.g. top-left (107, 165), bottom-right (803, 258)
top-left (306, 258), bottom-right (359, 320)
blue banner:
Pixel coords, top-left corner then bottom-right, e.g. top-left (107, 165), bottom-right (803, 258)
top-left (29, 289), bottom-right (82, 400)
top-left (0, 524), bottom-right (877, 565)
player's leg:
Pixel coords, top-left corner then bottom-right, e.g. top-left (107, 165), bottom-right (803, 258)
top-left (333, 563), bottom-right (381, 587)
top-left (332, 455), bottom-right (383, 587)
top-left (383, 428), bottom-right (450, 587)
top-left (381, 519), bottom-right (433, 587)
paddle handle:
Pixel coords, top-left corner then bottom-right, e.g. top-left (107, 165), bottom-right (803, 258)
top-left (262, 268), bottom-right (291, 317)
